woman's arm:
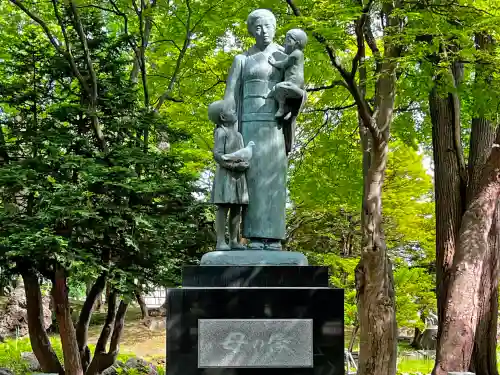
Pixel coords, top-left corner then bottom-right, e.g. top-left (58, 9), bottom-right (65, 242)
top-left (224, 54), bottom-right (244, 109)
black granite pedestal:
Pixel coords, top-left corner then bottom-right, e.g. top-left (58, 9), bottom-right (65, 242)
top-left (167, 266), bottom-right (344, 375)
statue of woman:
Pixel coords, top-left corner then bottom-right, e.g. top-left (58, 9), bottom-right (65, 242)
top-left (224, 9), bottom-right (305, 250)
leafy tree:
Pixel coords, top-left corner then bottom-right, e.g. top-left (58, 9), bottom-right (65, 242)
top-left (0, 4), bottom-right (211, 374)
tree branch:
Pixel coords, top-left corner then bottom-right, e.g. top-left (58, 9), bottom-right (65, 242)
top-left (86, 300), bottom-right (128, 375)
top-left (109, 301), bottom-right (128, 354)
top-left (351, 0), bottom-right (375, 78)
top-left (67, 0), bottom-right (107, 152)
top-left (286, 0), bottom-right (376, 138)
top-left (190, 0), bottom-right (223, 33)
top-left (155, 0), bottom-right (192, 111)
top-left (76, 273), bottom-right (106, 350)
top-left (9, 0), bottom-right (91, 96)
top-left (307, 80), bottom-right (347, 92)
top-left (303, 103), bottom-right (357, 114)
top-left (94, 291), bottom-right (117, 353)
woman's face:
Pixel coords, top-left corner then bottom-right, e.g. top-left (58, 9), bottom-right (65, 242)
top-left (252, 17), bottom-right (275, 47)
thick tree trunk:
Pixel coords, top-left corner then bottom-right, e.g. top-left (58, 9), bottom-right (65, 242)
top-left (52, 268), bottom-right (84, 375)
top-left (22, 270), bottom-right (64, 375)
top-left (469, 202), bottom-right (499, 375)
top-left (433, 131), bottom-right (500, 375)
top-left (466, 32), bottom-right (498, 374)
top-left (135, 292), bottom-right (149, 319)
top-left (429, 76), bottom-right (465, 334)
top-left (467, 118), bottom-right (499, 375)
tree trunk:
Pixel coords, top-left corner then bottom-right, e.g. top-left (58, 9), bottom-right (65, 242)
top-left (77, 274), bottom-right (106, 372)
top-left (52, 267), bottom-right (84, 375)
top-left (469, 202), bottom-right (499, 375)
top-left (22, 270), bottom-right (64, 375)
top-left (135, 292), bottom-right (149, 319)
top-left (411, 327), bottom-right (423, 349)
top-left (355, 142), bottom-right (397, 375)
top-left (433, 130), bottom-right (500, 375)
top-left (105, 281), bottom-right (111, 305)
top-left (429, 73), bottom-right (465, 336)
top-left (467, 33), bottom-right (499, 375)
top-left (349, 323), bottom-right (359, 352)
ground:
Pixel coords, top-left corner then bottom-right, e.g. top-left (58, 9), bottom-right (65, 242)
top-left (0, 300), bottom-right (449, 374)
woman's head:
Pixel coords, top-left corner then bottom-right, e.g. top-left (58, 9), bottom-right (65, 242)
top-left (247, 9), bottom-right (276, 48)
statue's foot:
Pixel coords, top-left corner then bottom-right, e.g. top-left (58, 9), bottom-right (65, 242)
top-left (216, 242), bottom-right (231, 251)
top-left (265, 242), bottom-right (282, 251)
top-left (230, 242), bottom-right (247, 250)
top-left (247, 241), bottom-right (265, 250)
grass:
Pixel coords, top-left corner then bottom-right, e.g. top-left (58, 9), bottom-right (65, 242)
top-left (398, 358), bottom-right (434, 374)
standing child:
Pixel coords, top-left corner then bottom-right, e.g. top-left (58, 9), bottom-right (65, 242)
top-left (268, 28), bottom-right (308, 119)
top-left (209, 100), bottom-right (251, 250)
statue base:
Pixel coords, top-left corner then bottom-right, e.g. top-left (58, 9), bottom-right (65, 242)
top-left (200, 250), bottom-right (308, 266)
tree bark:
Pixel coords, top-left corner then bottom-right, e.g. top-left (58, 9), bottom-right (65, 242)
top-left (470, 202), bottom-right (499, 375)
top-left (433, 130), bottom-right (500, 375)
top-left (349, 323), bottom-right (359, 352)
top-left (411, 327), bottom-right (423, 349)
top-left (86, 299), bottom-right (128, 375)
top-left (52, 267), bottom-right (84, 375)
top-left (355, 142), bottom-right (397, 375)
top-left (22, 270), bottom-right (64, 375)
top-left (466, 33), bottom-right (498, 375)
top-left (77, 274), bottom-right (106, 372)
top-left (135, 292), bottom-right (149, 319)
top-left (467, 116), bottom-right (499, 375)
top-left (429, 71), bottom-right (465, 336)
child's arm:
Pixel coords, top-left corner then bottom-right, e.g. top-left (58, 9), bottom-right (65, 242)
top-left (213, 128), bottom-right (227, 166)
top-left (213, 129), bottom-right (248, 171)
top-left (268, 54), bottom-right (290, 69)
top-left (269, 50), bottom-right (302, 69)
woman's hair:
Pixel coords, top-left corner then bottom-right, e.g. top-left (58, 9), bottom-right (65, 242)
top-left (287, 29), bottom-right (308, 50)
top-left (247, 9), bottom-right (276, 37)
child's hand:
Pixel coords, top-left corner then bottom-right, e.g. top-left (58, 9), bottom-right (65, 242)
top-left (231, 161), bottom-right (250, 172)
top-left (268, 56), bottom-right (277, 66)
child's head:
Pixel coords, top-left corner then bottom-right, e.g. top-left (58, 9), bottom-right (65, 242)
top-left (208, 100), bottom-right (237, 127)
top-left (284, 28), bottom-right (308, 54)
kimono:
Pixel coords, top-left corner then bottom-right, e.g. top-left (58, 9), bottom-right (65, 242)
top-left (211, 126), bottom-right (249, 205)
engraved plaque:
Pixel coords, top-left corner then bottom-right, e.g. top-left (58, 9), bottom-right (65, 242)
top-left (198, 318), bottom-right (313, 368)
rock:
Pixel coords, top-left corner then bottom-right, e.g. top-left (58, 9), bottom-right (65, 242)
top-left (124, 357), bottom-right (158, 375)
top-left (101, 366), bottom-right (118, 375)
top-left (0, 369), bottom-right (14, 375)
top-left (21, 352), bottom-right (41, 371)
top-left (143, 317), bottom-right (166, 331)
top-left (0, 278), bottom-right (51, 339)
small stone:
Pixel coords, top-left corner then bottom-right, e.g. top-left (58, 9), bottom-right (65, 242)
top-left (124, 357), bottom-right (158, 375)
top-left (21, 352), bottom-right (41, 371)
top-left (0, 369), bottom-right (15, 375)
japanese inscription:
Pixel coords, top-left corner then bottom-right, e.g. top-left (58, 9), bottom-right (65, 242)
top-left (197, 319), bottom-right (313, 368)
